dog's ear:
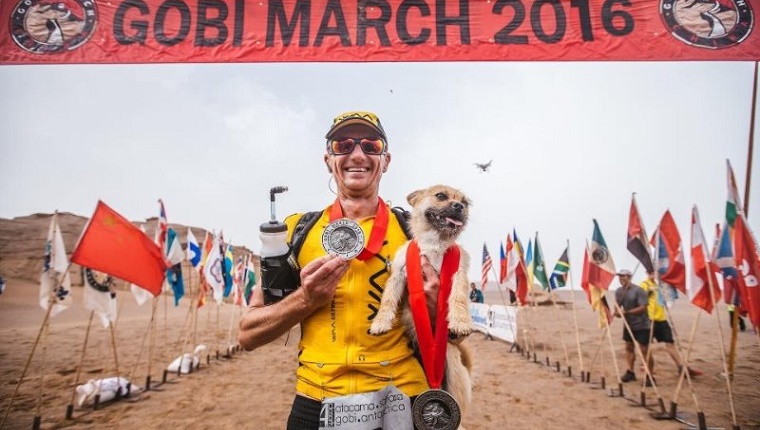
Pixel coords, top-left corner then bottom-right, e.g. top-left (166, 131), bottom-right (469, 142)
top-left (407, 190), bottom-right (421, 206)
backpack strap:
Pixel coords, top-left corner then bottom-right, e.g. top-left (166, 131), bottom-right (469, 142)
top-left (391, 206), bottom-right (413, 240)
top-left (288, 211), bottom-right (323, 267)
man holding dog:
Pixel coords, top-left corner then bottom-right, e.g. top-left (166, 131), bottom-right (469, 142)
top-left (238, 111), bottom-right (442, 429)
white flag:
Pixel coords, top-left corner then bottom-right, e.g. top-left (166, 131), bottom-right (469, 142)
top-left (83, 268), bottom-right (118, 328)
top-left (40, 213), bottom-right (72, 317)
top-left (202, 233), bottom-right (225, 304)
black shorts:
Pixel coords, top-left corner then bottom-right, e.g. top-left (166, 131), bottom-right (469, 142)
top-left (652, 320), bottom-right (674, 343)
top-left (623, 328), bottom-right (650, 345)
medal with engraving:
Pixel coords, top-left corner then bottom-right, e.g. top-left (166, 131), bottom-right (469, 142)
top-left (322, 219), bottom-right (365, 260)
top-left (412, 389), bottom-right (461, 430)
top-left (406, 241), bottom-right (462, 430)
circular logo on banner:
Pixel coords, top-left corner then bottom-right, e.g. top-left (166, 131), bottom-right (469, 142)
top-left (10, 0), bottom-right (97, 54)
top-left (660, 0), bottom-right (754, 49)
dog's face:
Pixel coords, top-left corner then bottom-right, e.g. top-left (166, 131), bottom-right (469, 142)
top-left (407, 185), bottom-right (470, 241)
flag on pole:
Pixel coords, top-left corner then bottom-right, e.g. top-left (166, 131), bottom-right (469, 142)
top-left (186, 228), bottom-right (202, 270)
top-left (197, 230), bottom-right (214, 308)
top-left (627, 194), bottom-right (654, 273)
top-left (40, 213), bottom-right (72, 317)
top-left (165, 228), bottom-right (185, 306)
top-left (689, 206), bottom-right (721, 313)
top-left (726, 159), bottom-right (743, 228)
top-left (499, 242), bottom-right (507, 284)
top-left (655, 211), bottom-right (686, 294)
top-left (505, 233), bottom-right (528, 305)
top-left (549, 246), bottom-right (570, 290)
top-left (223, 242), bottom-right (234, 298)
top-left (525, 239), bottom-right (534, 289)
top-left (581, 242), bottom-right (613, 327)
top-left (203, 233), bottom-right (225, 304)
top-left (734, 214), bottom-right (760, 328)
top-left (157, 199), bottom-right (168, 254)
top-left (83, 268), bottom-right (118, 328)
top-left (589, 219), bottom-right (616, 291)
top-left (232, 255), bottom-right (244, 306)
top-left (481, 243), bottom-right (493, 290)
top-left (713, 222), bottom-right (740, 305)
top-left (70, 200), bottom-right (167, 296)
top-left (533, 233), bottom-right (549, 290)
top-left (244, 255), bottom-right (257, 306)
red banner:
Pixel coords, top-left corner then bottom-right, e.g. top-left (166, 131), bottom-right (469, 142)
top-left (1, 0), bottom-right (758, 64)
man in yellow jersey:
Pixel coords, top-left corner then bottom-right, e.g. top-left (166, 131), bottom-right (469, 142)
top-left (640, 270), bottom-right (700, 378)
top-left (239, 111), bottom-right (441, 429)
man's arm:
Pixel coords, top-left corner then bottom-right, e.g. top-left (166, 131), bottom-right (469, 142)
top-left (238, 254), bottom-right (349, 351)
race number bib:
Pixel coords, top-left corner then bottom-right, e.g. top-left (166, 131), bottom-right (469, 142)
top-left (319, 385), bottom-right (412, 430)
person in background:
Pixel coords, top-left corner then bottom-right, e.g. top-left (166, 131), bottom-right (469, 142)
top-left (640, 270), bottom-right (701, 378)
top-left (470, 282), bottom-right (484, 303)
top-left (614, 269), bottom-right (653, 386)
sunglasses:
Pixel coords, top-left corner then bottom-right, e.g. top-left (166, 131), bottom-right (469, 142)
top-left (328, 137), bottom-right (386, 155)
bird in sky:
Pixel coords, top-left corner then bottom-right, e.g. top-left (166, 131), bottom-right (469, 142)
top-left (474, 160), bottom-right (493, 172)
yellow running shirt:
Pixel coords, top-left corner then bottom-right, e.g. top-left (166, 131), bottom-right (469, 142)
top-left (640, 278), bottom-right (666, 322)
top-left (285, 205), bottom-right (428, 400)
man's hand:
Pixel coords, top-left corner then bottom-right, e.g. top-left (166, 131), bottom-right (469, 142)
top-left (421, 256), bottom-right (440, 322)
top-left (300, 254), bottom-right (350, 310)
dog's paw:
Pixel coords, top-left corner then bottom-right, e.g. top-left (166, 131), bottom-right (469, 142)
top-left (369, 320), bottom-right (392, 335)
top-left (448, 320), bottom-right (473, 337)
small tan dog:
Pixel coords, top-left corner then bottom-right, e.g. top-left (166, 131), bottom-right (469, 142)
top-left (370, 185), bottom-right (473, 426)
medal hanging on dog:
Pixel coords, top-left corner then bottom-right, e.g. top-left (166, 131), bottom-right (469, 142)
top-left (322, 198), bottom-right (389, 260)
top-left (406, 240), bottom-right (462, 430)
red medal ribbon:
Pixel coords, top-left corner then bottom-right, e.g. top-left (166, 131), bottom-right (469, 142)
top-left (328, 198), bottom-right (389, 261)
top-left (406, 240), bottom-right (460, 389)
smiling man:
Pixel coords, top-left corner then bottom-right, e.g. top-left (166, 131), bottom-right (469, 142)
top-left (239, 111), bottom-right (442, 430)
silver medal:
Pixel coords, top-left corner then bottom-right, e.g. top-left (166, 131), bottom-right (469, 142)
top-left (322, 219), bottom-right (365, 260)
top-left (412, 389), bottom-right (461, 430)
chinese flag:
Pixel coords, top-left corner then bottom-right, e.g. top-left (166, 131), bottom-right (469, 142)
top-left (71, 201), bottom-right (167, 296)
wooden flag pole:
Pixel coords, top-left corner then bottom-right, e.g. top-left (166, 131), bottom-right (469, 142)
top-left (127, 302), bottom-right (154, 391)
top-left (0, 260), bottom-right (72, 429)
top-left (107, 320), bottom-right (123, 399)
top-left (603, 308), bottom-right (623, 395)
top-left (547, 288), bottom-right (571, 370)
top-left (729, 64), bottom-right (759, 378)
top-left (215, 302), bottom-right (221, 360)
top-left (653, 282), bottom-right (702, 420)
top-left (488, 262), bottom-right (520, 345)
top-left (584, 324), bottom-right (608, 384)
top-left (146, 297), bottom-right (159, 390)
top-left (565, 240), bottom-right (585, 377)
top-left (669, 311), bottom-right (703, 422)
top-left (527, 283), bottom-right (548, 363)
top-left (33, 313), bottom-right (52, 430)
top-left (705, 268), bottom-right (740, 429)
top-left (65, 311), bottom-right (95, 419)
top-left (163, 288), bottom-right (169, 364)
top-left (610, 300), bottom-right (666, 413)
top-left (225, 303), bottom-right (236, 357)
top-left (488, 264), bottom-right (510, 307)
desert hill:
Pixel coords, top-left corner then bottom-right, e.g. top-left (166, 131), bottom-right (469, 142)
top-left (0, 212), bottom-right (259, 288)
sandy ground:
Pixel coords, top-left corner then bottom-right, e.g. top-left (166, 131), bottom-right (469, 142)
top-left (1, 278), bottom-right (758, 430)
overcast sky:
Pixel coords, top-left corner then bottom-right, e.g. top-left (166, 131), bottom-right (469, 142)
top-left (1, 61), bottom-right (758, 288)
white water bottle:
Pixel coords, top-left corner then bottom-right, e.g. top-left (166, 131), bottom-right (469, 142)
top-left (259, 222), bottom-right (289, 257)
top-left (259, 186), bottom-right (289, 258)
